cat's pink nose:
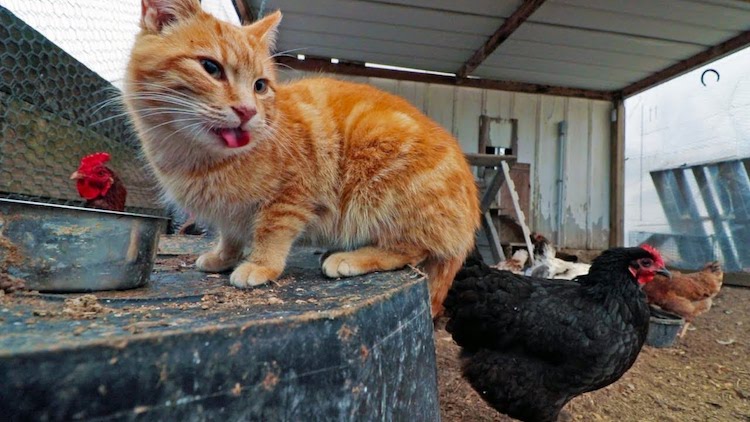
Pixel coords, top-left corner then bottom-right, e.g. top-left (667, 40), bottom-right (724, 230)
top-left (232, 105), bottom-right (256, 124)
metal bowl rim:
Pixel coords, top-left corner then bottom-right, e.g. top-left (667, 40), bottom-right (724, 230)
top-left (0, 198), bottom-right (168, 220)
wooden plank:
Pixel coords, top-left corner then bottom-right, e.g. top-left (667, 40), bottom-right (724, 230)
top-left (724, 272), bottom-right (750, 288)
top-left (465, 154), bottom-right (517, 168)
top-left (453, 87), bottom-right (484, 153)
top-left (498, 163), bottom-right (531, 232)
top-left (456, 0), bottom-right (548, 78)
top-left (481, 211), bottom-right (506, 264)
top-left (501, 161), bottom-right (535, 264)
top-left (562, 98), bottom-right (590, 249)
top-left (479, 169), bottom-right (507, 214)
top-left (275, 56), bottom-right (615, 101)
top-left (609, 101), bottom-right (625, 246)
top-left (510, 93), bottom-right (538, 163)
top-left (532, 96), bottom-right (566, 238)
top-left (588, 101), bottom-right (613, 249)
top-left (620, 30), bottom-right (750, 98)
top-left (424, 84), bottom-right (455, 133)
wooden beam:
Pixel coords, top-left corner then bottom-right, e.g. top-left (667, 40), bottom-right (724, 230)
top-left (465, 153), bottom-right (517, 168)
top-left (231, 0), bottom-right (254, 24)
top-left (275, 56), bottom-right (614, 101)
top-left (609, 101), bottom-right (625, 247)
top-left (620, 30), bottom-right (750, 98)
top-left (456, 0), bottom-right (547, 79)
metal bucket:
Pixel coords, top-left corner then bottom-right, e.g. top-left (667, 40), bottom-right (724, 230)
top-left (646, 306), bottom-right (685, 348)
top-left (0, 199), bottom-right (167, 292)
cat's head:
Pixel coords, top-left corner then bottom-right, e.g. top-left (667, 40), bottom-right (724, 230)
top-left (125, 0), bottom-right (282, 160)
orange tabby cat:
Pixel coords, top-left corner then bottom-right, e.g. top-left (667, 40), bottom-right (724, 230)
top-left (125, 0), bottom-right (479, 316)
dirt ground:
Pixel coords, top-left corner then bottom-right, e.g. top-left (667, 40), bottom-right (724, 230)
top-left (436, 286), bottom-right (750, 422)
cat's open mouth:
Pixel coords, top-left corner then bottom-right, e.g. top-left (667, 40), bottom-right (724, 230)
top-left (212, 127), bottom-right (251, 148)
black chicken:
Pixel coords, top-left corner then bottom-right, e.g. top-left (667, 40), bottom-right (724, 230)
top-left (444, 245), bottom-right (670, 422)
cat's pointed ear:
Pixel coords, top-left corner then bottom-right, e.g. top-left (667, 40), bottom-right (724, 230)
top-left (248, 10), bottom-right (282, 51)
top-left (141, 0), bottom-right (201, 33)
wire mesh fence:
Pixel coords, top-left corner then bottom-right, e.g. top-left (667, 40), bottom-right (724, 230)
top-left (0, 5), bottom-right (164, 215)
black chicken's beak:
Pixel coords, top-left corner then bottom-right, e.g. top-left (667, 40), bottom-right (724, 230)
top-left (656, 267), bottom-right (672, 279)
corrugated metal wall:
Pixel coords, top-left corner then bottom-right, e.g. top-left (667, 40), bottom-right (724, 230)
top-left (280, 70), bottom-right (613, 250)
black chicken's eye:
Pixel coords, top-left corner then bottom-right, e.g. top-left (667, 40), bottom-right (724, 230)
top-left (642, 259), bottom-right (653, 267)
top-left (254, 78), bottom-right (269, 94)
top-left (200, 59), bottom-right (224, 79)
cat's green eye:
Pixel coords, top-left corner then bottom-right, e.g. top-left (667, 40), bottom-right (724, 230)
top-left (254, 78), bottom-right (269, 94)
top-left (199, 59), bottom-right (224, 80)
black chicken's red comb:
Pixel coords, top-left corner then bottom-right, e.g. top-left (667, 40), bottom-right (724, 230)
top-left (640, 244), bottom-right (664, 267)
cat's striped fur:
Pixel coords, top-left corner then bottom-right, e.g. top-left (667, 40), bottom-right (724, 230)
top-left (125, 0), bottom-right (479, 316)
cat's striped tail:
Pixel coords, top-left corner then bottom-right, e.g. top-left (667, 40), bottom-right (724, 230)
top-left (424, 255), bottom-right (465, 318)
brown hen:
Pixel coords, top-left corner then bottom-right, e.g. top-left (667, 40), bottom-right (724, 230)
top-left (643, 261), bottom-right (723, 336)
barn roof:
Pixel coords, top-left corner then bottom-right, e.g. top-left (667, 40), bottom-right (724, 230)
top-left (238, 0), bottom-right (750, 100)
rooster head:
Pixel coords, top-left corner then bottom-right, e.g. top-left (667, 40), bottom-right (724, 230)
top-left (630, 244), bottom-right (670, 285)
top-left (70, 152), bottom-right (115, 200)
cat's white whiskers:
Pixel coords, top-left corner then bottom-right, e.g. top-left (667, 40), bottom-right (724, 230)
top-left (91, 108), bottom-right (195, 126)
top-left (123, 93), bottom-right (202, 110)
top-left (138, 116), bottom-right (206, 139)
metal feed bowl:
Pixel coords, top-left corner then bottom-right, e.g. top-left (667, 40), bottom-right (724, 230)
top-left (0, 199), bottom-right (167, 292)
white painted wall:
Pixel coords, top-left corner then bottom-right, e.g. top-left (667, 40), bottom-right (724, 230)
top-left (1, 0), bottom-right (613, 249)
top-left (624, 46), bottom-right (750, 246)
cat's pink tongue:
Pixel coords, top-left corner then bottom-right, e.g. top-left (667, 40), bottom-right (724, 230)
top-left (218, 128), bottom-right (251, 148)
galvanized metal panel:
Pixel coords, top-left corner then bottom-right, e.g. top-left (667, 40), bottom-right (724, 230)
top-left (279, 29), bottom-right (473, 63)
top-left (554, 0), bottom-right (750, 31)
top-left (358, 0), bottom-right (521, 18)
top-left (255, 0), bottom-right (502, 35)
top-left (487, 39), bottom-right (675, 73)
top-left (278, 46), bottom-right (464, 73)
top-left (534, 2), bottom-right (736, 46)
top-left (255, 0), bottom-right (748, 92)
top-left (511, 22), bottom-right (706, 60)
top-left (472, 66), bottom-right (624, 91)
top-left (280, 12), bottom-right (487, 50)
top-left (483, 55), bottom-right (646, 84)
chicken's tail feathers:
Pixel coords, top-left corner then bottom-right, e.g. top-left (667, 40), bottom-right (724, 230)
top-left (705, 261), bottom-right (722, 274)
top-left (424, 255), bottom-right (466, 319)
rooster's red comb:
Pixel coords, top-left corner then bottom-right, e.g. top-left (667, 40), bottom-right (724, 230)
top-left (79, 152), bottom-right (111, 169)
top-left (640, 244), bottom-right (664, 267)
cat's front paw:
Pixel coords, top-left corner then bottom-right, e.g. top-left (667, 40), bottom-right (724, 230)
top-left (196, 251), bottom-right (238, 273)
top-left (230, 263), bottom-right (281, 288)
top-left (321, 252), bottom-right (360, 278)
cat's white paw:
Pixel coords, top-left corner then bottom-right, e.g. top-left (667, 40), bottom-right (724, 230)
top-left (196, 251), bottom-right (238, 273)
top-left (230, 263), bottom-right (280, 288)
top-left (321, 253), bottom-right (359, 278)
